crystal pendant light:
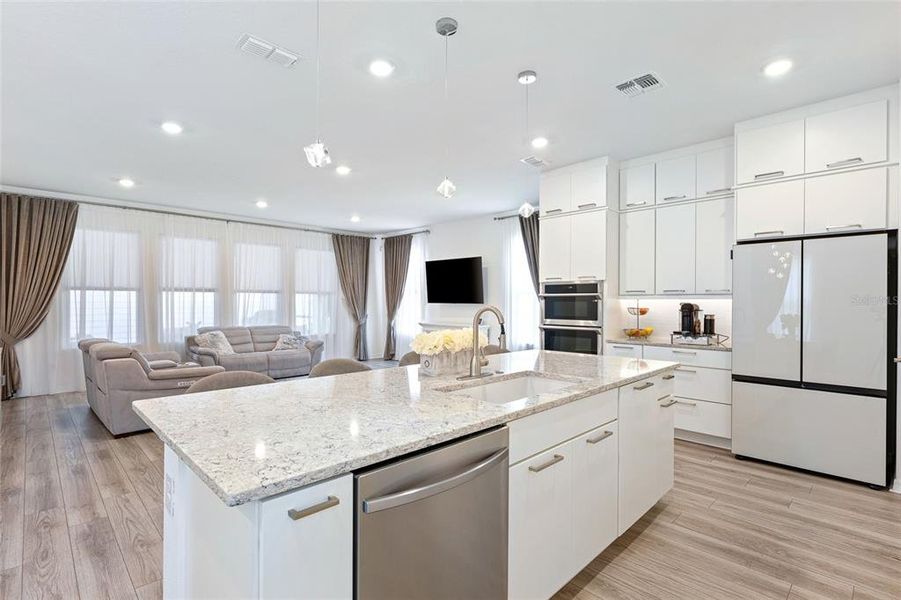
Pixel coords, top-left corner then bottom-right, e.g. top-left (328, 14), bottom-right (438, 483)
top-left (305, 0), bottom-right (331, 168)
top-left (435, 17), bottom-right (458, 198)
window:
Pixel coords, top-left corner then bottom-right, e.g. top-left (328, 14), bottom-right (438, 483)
top-left (294, 247), bottom-right (338, 338)
top-left (68, 289), bottom-right (139, 343)
top-left (504, 220), bottom-right (540, 350)
top-left (159, 237), bottom-right (218, 343)
top-left (234, 243), bottom-right (282, 325)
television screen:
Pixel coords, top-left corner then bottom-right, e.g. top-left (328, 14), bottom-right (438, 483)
top-left (425, 257), bottom-right (484, 304)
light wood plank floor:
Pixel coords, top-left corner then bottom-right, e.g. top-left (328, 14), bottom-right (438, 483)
top-left (2, 392), bottom-right (900, 600)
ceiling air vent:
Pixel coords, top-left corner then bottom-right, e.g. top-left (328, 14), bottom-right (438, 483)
top-left (521, 155), bottom-right (549, 168)
top-left (615, 72), bottom-right (664, 98)
top-left (237, 34), bottom-right (300, 68)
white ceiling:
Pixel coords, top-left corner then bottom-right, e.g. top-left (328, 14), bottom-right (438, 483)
top-left (2, 1), bottom-right (899, 232)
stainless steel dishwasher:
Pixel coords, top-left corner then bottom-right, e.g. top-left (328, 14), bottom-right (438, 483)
top-left (355, 426), bottom-right (508, 600)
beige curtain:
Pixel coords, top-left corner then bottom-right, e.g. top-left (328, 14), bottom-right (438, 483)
top-left (382, 234), bottom-right (413, 359)
top-left (332, 234), bottom-right (370, 360)
top-left (519, 213), bottom-right (540, 297)
top-left (1, 194), bottom-right (79, 400)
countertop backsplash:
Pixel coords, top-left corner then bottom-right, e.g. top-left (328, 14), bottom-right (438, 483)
top-left (606, 297), bottom-right (733, 340)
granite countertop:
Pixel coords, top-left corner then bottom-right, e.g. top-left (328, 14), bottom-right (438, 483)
top-left (607, 337), bottom-right (732, 352)
top-left (133, 350), bottom-right (677, 506)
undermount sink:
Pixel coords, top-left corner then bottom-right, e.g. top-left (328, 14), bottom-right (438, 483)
top-left (451, 373), bottom-right (575, 406)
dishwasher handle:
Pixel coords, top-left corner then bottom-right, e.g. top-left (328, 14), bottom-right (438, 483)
top-left (362, 447), bottom-right (508, 514)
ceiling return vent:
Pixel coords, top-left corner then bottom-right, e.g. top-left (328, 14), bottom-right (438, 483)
top-left (521, 155), bottom-right (550, 168)
top-left (237, 34), bottom-right (300, 68)
top-left (615, 72), bottom-right (664, 98)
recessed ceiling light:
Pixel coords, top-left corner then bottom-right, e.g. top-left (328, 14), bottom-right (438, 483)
top-left (335, 165), bottom-right (351, 176)
top-left (531, 136), bottom-right (549, 149)
top-left (763, 59), bottom-right (793, 78)
top-left (118, 177), bottom-right (135, 188)
top-left (350, 214), bottom-right (361, 223)
top-left (255, 199), bottom-right (268, 208)
top-left (368, 59), bottom-right (395, 78)
top-left (160, 121), bottom-right (184, 135)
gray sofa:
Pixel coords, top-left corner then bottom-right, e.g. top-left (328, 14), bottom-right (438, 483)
top-left (77, 339), bottom-right (224, 435)
top-left (186, 326), bottom-right (324, 379)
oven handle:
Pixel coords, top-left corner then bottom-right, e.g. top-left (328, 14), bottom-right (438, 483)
top-left (539, 293), bottom-right (603, 298)
top-left (539, 325), bottom-right (603, 333)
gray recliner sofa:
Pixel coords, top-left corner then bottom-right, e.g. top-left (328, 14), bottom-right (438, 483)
top-left (78, 340), bottom-right (224, 435)
top-left (186, 325), bottom-right (324, 379)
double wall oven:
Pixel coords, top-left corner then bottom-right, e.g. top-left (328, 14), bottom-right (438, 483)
top-left (539, 281), bottom-right (603, 355)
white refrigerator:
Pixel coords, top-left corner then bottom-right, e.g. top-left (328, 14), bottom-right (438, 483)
top-left (732, 232), bottom-right (896, 488)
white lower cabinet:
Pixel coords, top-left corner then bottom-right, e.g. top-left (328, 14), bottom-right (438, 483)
top-left (570, 423), bottom-right (619, 571)
top-left (673, 398), bottom-right (732, 439)
top-left (735, 179), bottom-right (805, 240)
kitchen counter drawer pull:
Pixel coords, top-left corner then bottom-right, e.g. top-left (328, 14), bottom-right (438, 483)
top-left (676, 400), bottom-right (697, 407)
top-left (705, 188), bottom-right (732, 195)
top-left (753, 170), bottom-right (784, 180)
top-left (612, 345), bottom-right (636, 350)
top-left (633, 381), bottom-right (655, 391)
top-left (675, 368), bottom-right (697, 373)
top-left (663, 195), bottom-right (687, 201)
top-left (672, 350), bottom-right (697, 355)
top-left (288, 495), bottom-right (340, 521)
top-left (662, 374), bottom-right (675, 380)
top-left (626, 201), bottom-right (648, 207)
top-left (624, 289), bottom-right (647, 293)
top-left (586, 430), bottom-right (614, 445)
top-left (705, 288), bottom-right (731, 293)
top-left (825, 224), bottom-right (862, 231)
top-left (753, 230), bottom-right (784, 237)
top-left (659, 398), bottom-right (678, 408)
top-left (545, 208), bottom-right (563, 214)
top-left (826, 157), bottom-right (863, 169)
top-left (529, 454), bottom-right (565, 473)
top-left (577, 203), bottom-right (597, 209)
top-left (662, 289), bottom-right (686, 293)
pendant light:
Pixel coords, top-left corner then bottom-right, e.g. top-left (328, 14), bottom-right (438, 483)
top-left (435, 17), bottom-right (458, 199)
top-left (518, 69), bottom-right (547, 150)
top-left (304, 0), bottom-right (331, 168)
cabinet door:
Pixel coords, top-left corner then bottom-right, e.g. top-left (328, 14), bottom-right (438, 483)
top-left (571, 209), bottom-right (607, 281)
top-left (620, 210), bottom-right (655, 295)
top-left (570, 423), bottom-right (618, 572)
top-left (655, 203), bottom-right (696, 295)
top-left (509, 443), bottom-right (573, 600)
top-left (539, 216), bottom-right (571, 281)
top-left (540, 173), bottom-right (572, 216)
top-left (619, 163), bottom-right (655, 210)
top-left (656, 155), bottom-right (696, 204)
top-left (656, 393), bottom-right (675, 498)
top-left (695, 197), bottom-right (734, 294)
top-left (618, 377), bottom-right (660, 534)
top-left (260, 475), bottom-right (353, 600)
top-left (735, 179), bottom-right (804, 240)
top-left (572, 167), bottom-right (607, 210)
top-left (804, 168), bottom-right (887, 234)
top-left (805, 100), bottom-right (888, 173)
top-left (696, 146), bottom-right (734, 197)
top-left (735, 120), bottom-right (805, 184)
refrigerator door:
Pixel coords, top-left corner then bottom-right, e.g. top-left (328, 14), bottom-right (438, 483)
top-left (732, 240), bottom-right (802, 381)
top-left (802, 234), bottom-right (887, 391)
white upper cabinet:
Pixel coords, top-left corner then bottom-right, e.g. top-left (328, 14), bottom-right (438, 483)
top-left (539, 216), bottom-right (572, 281)
top-left (620, 209), bottom-right (655, 295)
top-left (539, 173), bottom-right (572, 217)
top-left (571, 210), bottom-right (607, 281)
top-left (695, 197), bottom-right (734, 294)
top-left (655, 155), bottom-right (696, 204)
top-left (735, 180), bottom-right (804, 241)
top-left (619, 163), bottom-right (656, 210)
top-left (571, 167), bottom-right (608, 211)
top-left (696, 146), bottom-right (734, 197)
top-left (805, 100), bottom-right (888, 173)
top-left (735, 120), bottom-right (805, 184)
top-left (655, 203), bottom-right (696, 295)
top-left (804, 168), bottom-right (888, 234)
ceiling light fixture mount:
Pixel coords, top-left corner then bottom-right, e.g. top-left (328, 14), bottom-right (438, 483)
top-left (435, 17), bottom-right (458, 199)
top-left (763, 59), bottom-right (793, 78)
top-left (517, 70), bottom-right (537, 86)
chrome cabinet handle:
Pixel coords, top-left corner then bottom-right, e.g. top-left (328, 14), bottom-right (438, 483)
top-left (659, 398), bottom-right (678, 408)
top-left (662, 195), bottom-right (687, 201)
top-left (672, 350), bottom-right (697, 355)
top-left (753, 230), bottom-right (784, 237)
top-left (363, 448), bottom-right (508, 513)
top-left (288, 496), bottom-right (340, 521)
top-left (529, 454), bottom-right (564, 473)
top-left (586, 431), bottom-right (614, 445)
top-left (545, 277), bottom-right (563, 281)
top-left (624, 289), bottom-right (647, 293)
top-left (577, 275), bottom-right (596, 279)
top-left (825, 224), bottom-right (862, 231)
top-left (545, 208), bottom-right (563, 214)
top-left (826, 157), bottom-right (863, 169)
top-left (675, 368), bottom-right (697, 373)
top-left (662, 289), bottom-right (686, 293)
top-left (705, 188), bottom-right (732, 195)
top-left (705, 288), bottom-right (731, 293)
top-left (633, 381), bottom-right (655, 391)
top-left (662, 374), bottom-right (675, 380)
top-left (612, 345), bottom-right (635, 350)
top-left (753, 170), bottom-right (784, 180)
top-left (577, 203), bottom-right (597, 209)
top-left (676, 399), bottom-right (697, 406)
top-left (626, 201), bottom-right (648, 207)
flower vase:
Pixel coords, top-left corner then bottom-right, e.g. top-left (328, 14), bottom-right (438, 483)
top-left (419, 348), bottom-right (474, 377)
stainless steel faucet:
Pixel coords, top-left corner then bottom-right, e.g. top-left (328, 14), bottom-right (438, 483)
top-left (459, 305), bottom-right (507, 380)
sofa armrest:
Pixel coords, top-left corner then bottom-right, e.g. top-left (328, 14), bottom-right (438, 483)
top-left (142, 350), bottom-right (181, 363)
top-left (147, 359), bottom-right (178, 370)
top-left (305, 340), bottom-right (325, 366)
top-left (147, 365), bottom-right (225, 381)
top-left (189, 346), bottom-right (220, 362)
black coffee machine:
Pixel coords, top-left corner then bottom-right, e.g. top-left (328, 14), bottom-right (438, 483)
top-left (679, 303), bottom-right (701, 335)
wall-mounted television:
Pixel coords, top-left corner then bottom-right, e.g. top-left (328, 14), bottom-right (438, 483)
top-left (425, 257), bottom-right (484, 304)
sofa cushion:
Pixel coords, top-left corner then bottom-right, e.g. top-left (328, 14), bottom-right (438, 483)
top-left (218, 351), bottom-right (269, 373)
top-left (198, 326), bottom-right (254, 354)
top-left (250, 326), bottom-right (294, 352)
top-left (195, 331), bottom-right (236, 356)
top-left (273, 333), bottom-right (302, 351)
top-left (267, 349), bottom-right (312, 373)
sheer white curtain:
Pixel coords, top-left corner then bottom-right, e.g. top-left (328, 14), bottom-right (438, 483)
top-left (502, 218), bottom-right (540, 350)
top-left (395, 234), bottom-right (428, 358)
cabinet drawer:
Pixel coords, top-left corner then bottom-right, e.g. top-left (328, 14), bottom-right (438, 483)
top-left (805, 100), bottom-right (888, 173)
top-left (736, 120), bottom-right (805, 184)
top-left (508, 389), bottom-right (617, 465)
top-left (605, 343), bottom-right (643, 358)
top-left (735, 180), bottom-right (804, 240)
top-left (804, 168), bottom-right (887, 234)
top-left (671, 366), bottom-right (732, 404)
top-left (642, 345), bottom-right (732, 370)
top-left (673, 398), bottom-right (731, 439)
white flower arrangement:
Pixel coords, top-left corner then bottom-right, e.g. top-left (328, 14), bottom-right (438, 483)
top-left (411, 328), bottom-right (488, 355)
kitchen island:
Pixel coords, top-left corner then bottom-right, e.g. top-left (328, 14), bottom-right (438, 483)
top-left (134, 350), bottom-right (678, 600)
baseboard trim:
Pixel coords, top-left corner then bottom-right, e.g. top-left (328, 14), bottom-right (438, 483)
top-left (891, 480), bottom-right (901, 495)
top-left (675, 429), bottom-right (732, 450)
